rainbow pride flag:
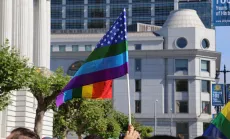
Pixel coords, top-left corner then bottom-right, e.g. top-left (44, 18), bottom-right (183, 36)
top-left (56, 9), bottom-right (128, 107)
top-left (203, 102), bottom-right (230, 139)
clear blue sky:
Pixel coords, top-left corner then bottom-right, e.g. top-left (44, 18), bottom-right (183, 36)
top-left (216, 26), bottom-right (230, 83)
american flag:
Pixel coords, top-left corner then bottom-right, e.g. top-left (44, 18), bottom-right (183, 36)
top-left (95, 8), bottom-right (127, 49)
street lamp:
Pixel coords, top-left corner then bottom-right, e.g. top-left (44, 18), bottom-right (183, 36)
top-left (216, 65), bottom-right (230, 104)
top-left (170, 108), bottom-right (173, 136)
top-left (154, 99), bottom-right (158, 136)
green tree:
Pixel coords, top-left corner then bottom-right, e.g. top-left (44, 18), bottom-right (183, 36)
top-left (28, 67), bottom-right (70, 137)
top-left (0, 40), bottom-right (33, 110)
top-left (113, 111), bottom-right (153, 138)
top-left (53, 99), bottom-right (121, 139)
top-left (53, 99), bottom-right (153, 139)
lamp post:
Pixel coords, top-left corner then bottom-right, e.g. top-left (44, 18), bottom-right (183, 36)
top-left (170, 108), bottom-right (173, 136)
top-left (154, 99), bottom-right (158, 136)
top-left (216, 65), bottom-right (230, 104)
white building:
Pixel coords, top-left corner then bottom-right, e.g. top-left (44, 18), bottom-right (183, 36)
top-left (0, 0), bottom-right (52, 138)
top-left (50, 9), bottom-right (221, 139)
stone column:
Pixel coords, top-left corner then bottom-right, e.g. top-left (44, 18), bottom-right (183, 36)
top-left (12, 0), bottom-right (33, 63)
top-left (46, 0), bottom-right (51, 69)
top-left (0, 0), bottom-right (12, 45)
top-left (33, 0), bottom-right (49, 69)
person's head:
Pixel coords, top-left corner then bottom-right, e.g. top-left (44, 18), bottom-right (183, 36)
top-left (84, 134), bottom-right (103, 139)
top-left (145, 135), bottom-right (179, 139)
top-left (6, 127), bottom-right (40, 139)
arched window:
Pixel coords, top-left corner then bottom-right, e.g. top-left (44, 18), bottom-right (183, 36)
top-left (67, 61), bottom-right (84, 76)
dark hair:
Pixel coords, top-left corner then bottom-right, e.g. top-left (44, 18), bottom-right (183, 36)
top-left (145, 135), bottom-right (180, 139)
top-left (10, 127), bottom-right (40, 139)
top-left (84, 134), bottom-right (103, 139)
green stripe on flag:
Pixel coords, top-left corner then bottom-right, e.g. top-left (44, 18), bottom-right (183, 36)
top-left (212, 113), bottom-right (230, 139)
top-left (72, 87), bottom-right (83, 98)
top-left (85, 41), bottom-right (128, 63)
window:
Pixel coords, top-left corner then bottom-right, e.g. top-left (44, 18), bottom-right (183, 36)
top-left (85, 45), bottom-right (92, 51)
top-left (135, 44), bottom-right (142, 50)
top-left (201, 60), bottom-right (210, 72)
top-left (202, 101), bottom-right (211, 114)
top-left (135, 59), bottom-right (141, 71)
top-left (135, 79), bottom-right (141, 92)
top-left (72, 45), bottom-right (78, 52)
top-left (176, 37), bottom-right (187, 48)
top-left (67, 61), bottom-right (85, 76)
top-left (176, 80), bottom-right (188, 92)
top-left (202, 80), bottom-right (210, 93)
top-left (176, 101), bottom-right (188, 113)
top-left (176, 122), bottom-right (189, 139)
top-left (201, 39), bottom-right (210, 49)
top-left (51, 45), bottom-right (53, 52)
top-left (59, 45), bottom-right (66, 52)
top-left (175, 59), bottom-right (188, 72)
top-left (135, 100), bottom-right (141, 113)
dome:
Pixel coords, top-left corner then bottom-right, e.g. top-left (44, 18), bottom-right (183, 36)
top-left (162, 9), bottom-right (205, 28)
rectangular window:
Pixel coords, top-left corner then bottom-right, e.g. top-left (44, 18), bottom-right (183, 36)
top-left (135, 79), bottom-right (141, 92)
top-left (51, 45), bottom-right (53, 52)
top-left (135, 44), bottom-right (142, 50)
top-left (176, 80), bottom-right (188, 92)
top-left (202, 101), bottom-right (211, 114)
top-left (72, 45), bottom-right (79, 52)
top-left (202, 80), bottom-right (210, 93)
top-left (176, 122), bottom-right (189, 139)
top-left (85, 45), bottom-right (92, 51)
top-left (135, 59), bottom-right (141, 71)
top-left (201, 60), bottom-right (210, 72)
top-left (176, 101), bottom-right (188, 113)
top-left (175, 59), bottom-right (188, 72)
top-left (59, 45), bottom-right (66, 52)
top-left (135, 100), bottom-right (141, 113)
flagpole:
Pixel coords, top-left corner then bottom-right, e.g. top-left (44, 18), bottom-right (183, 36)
top-left (126, 73), bottom-right (132, 125)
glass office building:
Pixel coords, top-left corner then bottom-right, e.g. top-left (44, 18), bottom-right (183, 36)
top-left (51, 0), bottom-right (211, 31)
top-left (179, 0), bottom-right (211, 28)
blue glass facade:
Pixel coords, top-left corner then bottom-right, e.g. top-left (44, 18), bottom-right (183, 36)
top-left (51, 0), bottom-right (211, 31)
top-left (179, 0), bottom-right (211, 28)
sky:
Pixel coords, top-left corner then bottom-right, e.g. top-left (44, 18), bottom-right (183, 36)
top-left (216, 26), bottom-right (230, 83)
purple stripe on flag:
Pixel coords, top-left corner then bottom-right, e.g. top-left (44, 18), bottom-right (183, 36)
top-left (62, 62), bottom-right (128, 92)
top-left (56, 93), bottom-right (64, 107)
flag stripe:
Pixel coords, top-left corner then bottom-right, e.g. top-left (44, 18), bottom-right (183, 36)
top-left (86, 41), bottom-right (127, 63)
top-left (72, 87), bottom-right (82, 98)
top-left (221, 102), bottom-right (230, 121)
top-left (56, 80), bottom-right (113, 107)
top-left (82, 84), bottom-right (93, 98)
top-left (62, 62), bottom-right (128, 92)
top-left (92, 80), bottom-right (112, 98)
top-left (212, 113), bottom-right (230, 139)
top-left (203, 124), bottom-right (228, 139)
top-left (74, 51), bottom-right (128, 77)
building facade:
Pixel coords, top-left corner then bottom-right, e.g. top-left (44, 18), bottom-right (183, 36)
top-left (50, 9), bottom-right (220, 139)
top-left (51, 0), bottom-right (211, 31)
top-left (0, 0), bottom-right (52, 138)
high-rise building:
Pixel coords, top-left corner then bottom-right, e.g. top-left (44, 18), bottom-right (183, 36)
top-left (179, 0), bottom-right (212, 28)
top-left (51, 0), bottom-right (212, 31)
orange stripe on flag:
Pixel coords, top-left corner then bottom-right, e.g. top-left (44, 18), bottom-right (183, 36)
top-left (92, 80), bottom-right (112, 99)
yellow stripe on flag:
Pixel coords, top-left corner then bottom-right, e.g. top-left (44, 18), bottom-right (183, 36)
top-left (82, 84), bottom-right (93, 98)
top-left (221, 102), bottom-right (230, 121)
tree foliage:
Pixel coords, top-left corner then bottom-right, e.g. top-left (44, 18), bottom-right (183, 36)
top-left (0, 40), bottom-right (33, 111)
top-left (53, 99), bottom-right (153, 139)
top-left (28, 67), bottom-right (70, 137)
